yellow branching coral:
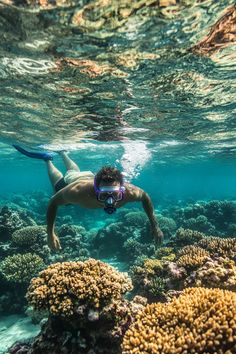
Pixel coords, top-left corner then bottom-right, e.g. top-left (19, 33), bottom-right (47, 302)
top-left (197, 236), bottom-right (236, 260)
top-left (27, 259), bottom-right (132, 316)
top-left (122, 287), bottom-right (236, 354)
top-left (176, 245), bottom-right (210, 270)
top-left (143, 259), bottom-right (163, 275)
top-left (0, 253), bottom-right (45, 283)
top-left (12, 226), bottom-right (46, 247)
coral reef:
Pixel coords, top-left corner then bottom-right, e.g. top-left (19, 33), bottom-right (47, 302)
top-left (12, 226), bottom-right (46, 247)
top-left (185, 257), bottom-right (236, 291)
top-left (0, 206), bottom-right (35, 241)
top-left (176, 245), bottom-right (210, 270)
top-left (197, 236), bottom-right (236, 261)
top-left (122, 287), bottom-right (236, 353)
top-left (27, 259), bottom-right (132, 315)
top-left (170, 227), bottom-right (205, 247)
top-left (0, 253), bottom-right (45, 284)
top-left (10, 260), bottom-right (138, 354)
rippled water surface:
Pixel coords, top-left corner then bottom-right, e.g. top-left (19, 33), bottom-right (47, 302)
top-left (0, 0), bottom-right (235, 197)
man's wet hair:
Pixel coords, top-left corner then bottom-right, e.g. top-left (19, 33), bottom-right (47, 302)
top-left (95, 166), bottom-right (124, 185)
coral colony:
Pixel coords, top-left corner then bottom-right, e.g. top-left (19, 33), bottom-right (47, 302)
top-left (0, 192), bottom-right (235, 353)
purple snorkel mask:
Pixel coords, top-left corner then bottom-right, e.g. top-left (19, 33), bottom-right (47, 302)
top-left (94, 178), bottom-right (126, 214)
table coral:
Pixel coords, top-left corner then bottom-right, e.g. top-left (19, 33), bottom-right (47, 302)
top-left (0, 253), bottom-right (45, 283)
top-left (122, 287), bottom-right (236, 353)
top-left (27, 258), bottom-right (132, 316)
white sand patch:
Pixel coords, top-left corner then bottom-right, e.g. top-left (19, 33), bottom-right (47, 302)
top-left (0, 314), bottom-right (40, 354)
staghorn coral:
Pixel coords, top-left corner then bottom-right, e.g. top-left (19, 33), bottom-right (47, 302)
top-left (27, 259), bottom-right (132, 316)
top-left (176, 245), bottom-right (210, 270)
top-left (122, 287), bottom-right (236, 354)
top-left (0, 253), bottom-right (45, 283)
top-left (12, 226), bottom-right (46, 247)
top-left (197, 236), bottom-right (236, 261)
top-left (185, 257), bottom-right (236, 291)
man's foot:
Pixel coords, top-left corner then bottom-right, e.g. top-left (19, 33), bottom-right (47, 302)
top-left (13, 144), bottom-right (55, 161)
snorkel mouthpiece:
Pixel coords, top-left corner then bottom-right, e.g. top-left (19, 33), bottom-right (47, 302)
top-left (104, 205), bottom-right (116, 214)
top-left (104, 196), bottom-right (116, 214)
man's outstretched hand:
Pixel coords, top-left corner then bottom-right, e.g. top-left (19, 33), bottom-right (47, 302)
top-left (47, 234), bottom-right (61, 251)
top-left (151, 227), bottom-right (164, 247)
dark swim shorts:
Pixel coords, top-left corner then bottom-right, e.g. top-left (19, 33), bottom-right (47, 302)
top-left (54, 177), bottom-right (68, 192)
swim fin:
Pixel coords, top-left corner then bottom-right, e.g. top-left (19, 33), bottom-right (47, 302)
top-left (13, 144), bottom-right (54, 161)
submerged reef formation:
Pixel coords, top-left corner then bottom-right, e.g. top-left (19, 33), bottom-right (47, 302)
top-left (10, 259), bottom-right (139, 354)
top-left (122, 287), bottom-right (236, 354)
top-left (27, 258), bottom-right (132, 315)
top-left (0, 253), bottom-right (45, 284)
top-left (169, 227), bottom-right (205, 247)
top-left (176, 245), bottom-right (210, 270)
top-left (0, 206), bottom-right (36, 241)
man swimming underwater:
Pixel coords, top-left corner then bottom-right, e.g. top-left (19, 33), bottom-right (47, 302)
top-left (13, 145), bottom-right (163, 251)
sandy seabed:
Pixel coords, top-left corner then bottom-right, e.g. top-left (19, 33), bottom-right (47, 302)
top-left (0, 314), bottom-right (40, 354)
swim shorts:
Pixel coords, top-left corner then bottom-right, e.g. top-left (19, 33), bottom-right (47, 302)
top-left (54, 170), bottom-right (94, 192)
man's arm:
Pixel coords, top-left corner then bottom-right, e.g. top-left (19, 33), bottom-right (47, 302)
top-left (46, 189), bottom-right (68, 251)
top-left (141, 192), bottom-right (163, 245)
top-left (125, 184), bottom-right (163, 245)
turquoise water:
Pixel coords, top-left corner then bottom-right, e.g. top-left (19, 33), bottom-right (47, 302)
top-left (0, 0), bottom-right (236, 353)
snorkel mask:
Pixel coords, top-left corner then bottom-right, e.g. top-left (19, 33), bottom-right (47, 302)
top-left (94, 178), bottom-right (126, 214)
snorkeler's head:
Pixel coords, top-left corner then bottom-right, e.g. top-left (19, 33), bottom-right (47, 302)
top-left (94, 167), bottom-right (125, 214)
top-left (95, 166), bottom-right (124, 187)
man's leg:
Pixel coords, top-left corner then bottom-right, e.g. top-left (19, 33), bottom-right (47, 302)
top-left (59, 151), bottom-right (80, 172)
top-left (46, 161), bottom-right (63, 190)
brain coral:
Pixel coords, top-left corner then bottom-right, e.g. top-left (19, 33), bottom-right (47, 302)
top-left (27, 258), bottom-right (132, 316)
top-left (12, 226), bottom-right (46, 247)
top-left (122, 287), bottom-right (236, 354)
top-left (0, 253), bottom-right (45, 283)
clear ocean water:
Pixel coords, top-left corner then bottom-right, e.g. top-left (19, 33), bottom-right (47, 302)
top-left (0, 0), bottom-right (236, 352)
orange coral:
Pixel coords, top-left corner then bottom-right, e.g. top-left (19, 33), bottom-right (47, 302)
top-left (122, 287), bottom-right (236, 354)
top-left (27, 259), bottom-right (132, 316)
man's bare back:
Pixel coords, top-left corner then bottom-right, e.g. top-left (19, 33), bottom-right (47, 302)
top-left (12, 145), bottom-right (163, 252)
top-left (47, 177), bottom-right (163, 251)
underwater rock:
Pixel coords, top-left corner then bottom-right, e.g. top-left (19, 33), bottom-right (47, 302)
top-left (122, 287), bottom-right (236, 353)
top-left (192, 4), bottom-right (236, 56)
